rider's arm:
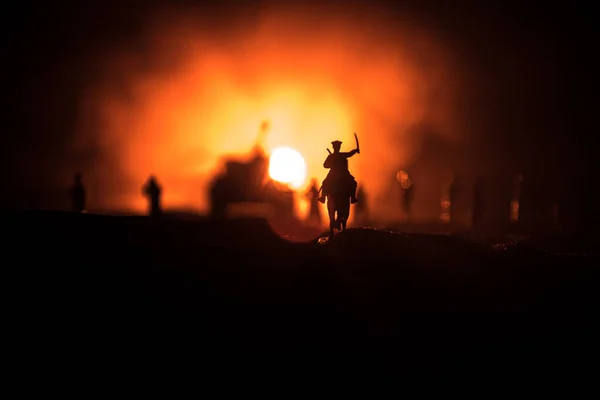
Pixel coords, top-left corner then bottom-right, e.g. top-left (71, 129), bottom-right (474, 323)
top-left (323, 155), bottom-right (333, 168)
top-left (341, 149), bottom-right (358, 158)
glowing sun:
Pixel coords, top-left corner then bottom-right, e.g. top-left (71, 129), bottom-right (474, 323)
top-left (269, 147), bottom-right (307, 189)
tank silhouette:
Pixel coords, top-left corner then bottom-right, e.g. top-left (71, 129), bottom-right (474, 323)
top-left (209, 121), bottom-right (295, 219)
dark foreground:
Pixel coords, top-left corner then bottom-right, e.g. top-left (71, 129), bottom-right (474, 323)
top-left (5, 211), bottom-right (599, 374)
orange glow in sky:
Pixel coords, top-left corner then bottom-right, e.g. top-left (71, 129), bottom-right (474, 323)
top-left (72, 3), bottom-right (460, 220)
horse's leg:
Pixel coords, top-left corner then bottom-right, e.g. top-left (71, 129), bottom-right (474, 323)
top-left (330, 218), bottom-right (335, 238)
top-left (327, 198), bottom-right (335, 238)
top-left (341, 198), bottom-right (350, 231)
top-left (338, 205), bottom-right (345, 230)
top-left (329, 195), bottom-right (339, 230)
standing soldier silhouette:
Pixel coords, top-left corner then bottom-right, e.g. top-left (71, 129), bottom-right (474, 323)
top-left (449, 173), bottom-right (459, 223)
top-left (355, 185), bottom-right (368, 224)
top-left (143, 175), bottom-right (162, 217)
top-left (472, 177), bottom-right (485, 228)
top-left (70, 173), bottom-right (86, 213)
top-left (397, 170), bottom-right (413, 221)
top-left (305, 178), bottom-right (322, 226)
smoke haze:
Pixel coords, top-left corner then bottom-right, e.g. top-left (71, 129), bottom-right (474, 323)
top-left (72, 2), bottom-right (461, 218)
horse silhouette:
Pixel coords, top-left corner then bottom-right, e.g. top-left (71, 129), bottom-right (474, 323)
top-left (326, 182), bottom-right (352, 238)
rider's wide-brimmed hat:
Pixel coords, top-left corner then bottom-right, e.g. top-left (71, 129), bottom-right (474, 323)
top-left (331, 140), bottom-right (342, 146)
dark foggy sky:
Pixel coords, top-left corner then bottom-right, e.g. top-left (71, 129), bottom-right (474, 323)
top-left (1, 0), bottom-right (598, 216)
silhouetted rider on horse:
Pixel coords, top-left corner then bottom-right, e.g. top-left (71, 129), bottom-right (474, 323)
top-left (318, 139), bottom-right (359, 204)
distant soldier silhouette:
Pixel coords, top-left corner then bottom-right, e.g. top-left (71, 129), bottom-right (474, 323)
top-left (143, 175), bottom-right (162, 217)
top-left (511, 173), bottom-right (524, 223)
top-left (305, 178), bottom-right (322, 225)
top-left (398, 171), bottom-right (413, 220)
top-left (318, 140), bottom-right (359, 204)
top-left (472, 177), bottom-right (485, 228)
top-left (449, 174), bottom-right (459, 223)
top-left (355, 185), bottom-right (368, 223)
top-left (70, 173), bottom-right (86, 213)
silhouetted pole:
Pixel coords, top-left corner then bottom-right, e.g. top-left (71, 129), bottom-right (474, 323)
top-left (70, 173), bottom-right (86, 213)
top-left (143, 176), bottom-right (162, 217)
